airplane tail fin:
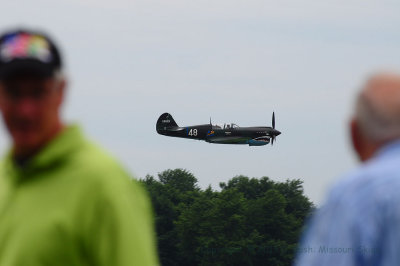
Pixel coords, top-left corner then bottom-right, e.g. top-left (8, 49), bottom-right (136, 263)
top-left (156, 113), bottom-right (178, 133)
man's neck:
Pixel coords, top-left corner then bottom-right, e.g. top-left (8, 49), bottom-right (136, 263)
top-left (13, 122), bottom-right (65, 165)
top-left (358, 140), bottom-right (387, 162)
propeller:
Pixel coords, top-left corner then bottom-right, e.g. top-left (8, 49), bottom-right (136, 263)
top-left (272, 112), bottom-right (275, 129)
top-left (271, 112), bottom-right (280, 145)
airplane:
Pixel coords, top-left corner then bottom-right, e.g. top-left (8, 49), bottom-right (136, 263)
top-left (156, 112), bottom-right (281, 146)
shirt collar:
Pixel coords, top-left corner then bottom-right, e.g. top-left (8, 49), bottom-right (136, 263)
top-left (4, 124), bottom-right (84, 181)
top-left (375, 139), bottom-right (400, 160)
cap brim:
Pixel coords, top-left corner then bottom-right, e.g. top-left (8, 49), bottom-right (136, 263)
top-left (0, 59), bottom-right (55, 80)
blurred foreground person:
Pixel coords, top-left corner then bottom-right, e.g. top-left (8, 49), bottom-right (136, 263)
top-left (0, 29), bottom-right (158, 266)
top-left (295, 73), bottom-right (400, 266)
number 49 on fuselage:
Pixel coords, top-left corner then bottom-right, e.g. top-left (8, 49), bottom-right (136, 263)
top-left (156, 113), bottom-right (281, 146)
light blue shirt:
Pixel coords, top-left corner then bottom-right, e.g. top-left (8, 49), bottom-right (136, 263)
top-left (295, 140), bottom-right (400, 266)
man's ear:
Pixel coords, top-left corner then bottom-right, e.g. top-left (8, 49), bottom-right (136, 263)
top-left (350, 118), bottom-right (370, 162)
top-left (351, 119), bottom-right (363, 161)
top-left (0, 83), bottom-right (5, 111)
top-left (56, 79), bottom-right (66, 107)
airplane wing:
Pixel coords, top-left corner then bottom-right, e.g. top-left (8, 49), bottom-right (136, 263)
top-left (206, 136), bottom-right (251, 144)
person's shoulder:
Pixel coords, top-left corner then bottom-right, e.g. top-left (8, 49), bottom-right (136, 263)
top-left (70, 139), bottom-right (149, 203)
top-left (327, 154), bottom-right (400, 208)
top-left (70, 138), bottom-right (134, 186)
top-left (73, 140), bottom-right (126, 173)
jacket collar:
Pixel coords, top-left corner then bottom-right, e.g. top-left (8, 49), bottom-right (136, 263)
top-left (4, 124), bottom-right (84, 182)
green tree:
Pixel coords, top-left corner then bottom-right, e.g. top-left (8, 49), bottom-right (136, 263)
top-left (140, 170), bottom-right (313, 266)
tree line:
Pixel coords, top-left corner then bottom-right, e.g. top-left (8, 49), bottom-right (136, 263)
top-left (140, 169), bottom-right (314, 266)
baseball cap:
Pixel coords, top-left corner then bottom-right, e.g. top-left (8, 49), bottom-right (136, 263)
top-left (0, 28), bottom-right (62, 80)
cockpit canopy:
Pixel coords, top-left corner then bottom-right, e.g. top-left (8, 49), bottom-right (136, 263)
top-left (224, 123), bottom-right (239, 129)
top-left (211, 123), bottom-right (240, 129)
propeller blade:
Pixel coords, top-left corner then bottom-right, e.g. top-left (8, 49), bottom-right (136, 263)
top-left (272, 112), bottom-right (275, 129)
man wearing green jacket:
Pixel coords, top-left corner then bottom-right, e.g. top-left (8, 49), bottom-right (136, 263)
top-left (0, 29), bottom-right (159, 266)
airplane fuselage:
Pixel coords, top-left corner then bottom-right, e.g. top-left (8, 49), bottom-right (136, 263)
top-left (156, 113), bottom-right (281, 146)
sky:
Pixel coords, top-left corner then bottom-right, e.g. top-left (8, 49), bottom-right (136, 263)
top-left (1, 0), bottom-right (400, 205)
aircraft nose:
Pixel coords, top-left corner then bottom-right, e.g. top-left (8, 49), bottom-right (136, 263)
top-left (274, 129), bottom-right (281, 136)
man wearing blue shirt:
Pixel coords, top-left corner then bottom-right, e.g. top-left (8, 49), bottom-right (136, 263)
top-left (295, 73), bottom-right (400, 266)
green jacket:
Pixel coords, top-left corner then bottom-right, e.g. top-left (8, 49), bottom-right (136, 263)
top-left (0, 125), bottom-right (159, 266)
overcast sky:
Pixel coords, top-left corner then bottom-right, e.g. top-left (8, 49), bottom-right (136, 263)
top-left (1, 0), bottom-right (400, 205)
